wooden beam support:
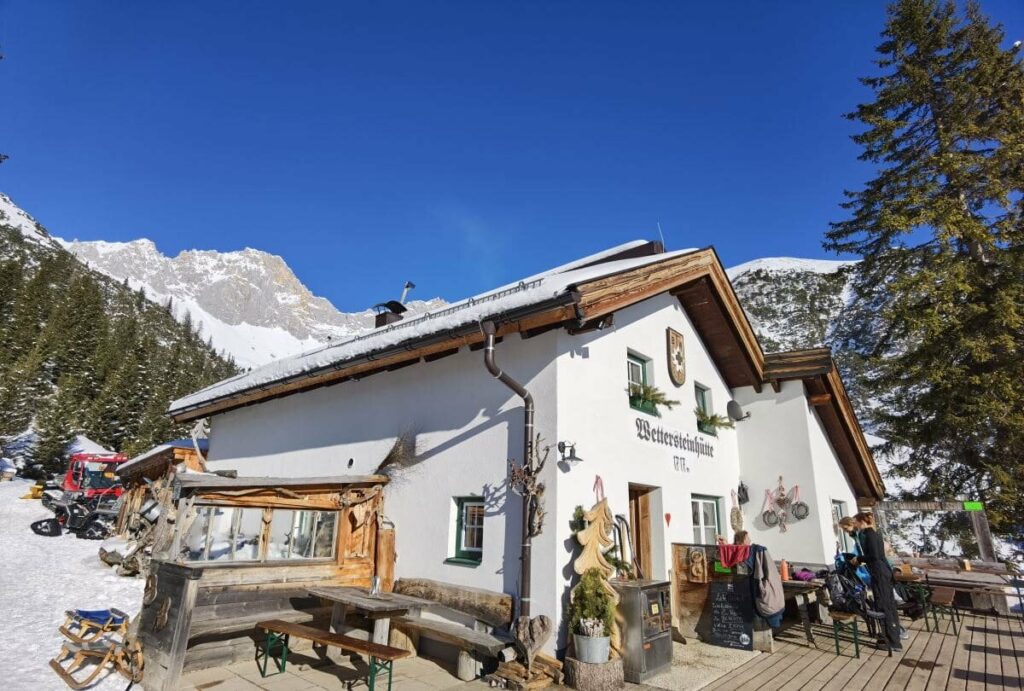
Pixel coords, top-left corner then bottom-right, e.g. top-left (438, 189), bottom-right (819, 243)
top-left (808, 393), bottom-right (832, 407)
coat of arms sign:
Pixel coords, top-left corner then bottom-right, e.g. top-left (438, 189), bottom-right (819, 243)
top-left (667, 327), bottom-right (685, 386)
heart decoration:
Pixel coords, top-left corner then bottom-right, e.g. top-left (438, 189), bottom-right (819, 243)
top-left (665, 513), bottom-right (672, 526)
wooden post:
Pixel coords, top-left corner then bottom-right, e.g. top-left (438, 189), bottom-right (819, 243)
top-left (969, 510), bottom-right (997, 563)
top-left (330, 603), bottom-right (349, 635)
top-left (874, 503), bottom-right (891, 538)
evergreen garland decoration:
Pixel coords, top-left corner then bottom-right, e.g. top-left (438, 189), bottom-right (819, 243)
top-left (626, 383), bottom-right (680, 411)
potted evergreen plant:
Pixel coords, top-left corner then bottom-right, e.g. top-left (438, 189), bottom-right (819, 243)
top-left (694, 407), bottom-right (735, 435)
top-left (570, 568), bottom-right (615, 664)
top-left (626, 383), bottom-right (679, 415)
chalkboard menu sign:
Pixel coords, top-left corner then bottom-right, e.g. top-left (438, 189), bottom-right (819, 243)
top-left (707, 579), bottom-right (754, 650)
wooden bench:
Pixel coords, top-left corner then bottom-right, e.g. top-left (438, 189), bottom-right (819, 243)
top-left (829, 611), bottom-right (861, 659)
top-left (391, 578), bottom-right (516, 681)
top-left (256, 619), bottom-right (409, 691)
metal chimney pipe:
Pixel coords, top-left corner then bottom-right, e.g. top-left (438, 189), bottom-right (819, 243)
top-left (480, 320), bottom-right (534, 617)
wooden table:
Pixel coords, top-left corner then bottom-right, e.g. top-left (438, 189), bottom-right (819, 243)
top-left (309, 586), bottom-right (433, 646)
top-left (783, 580), bottom-right (823, 648)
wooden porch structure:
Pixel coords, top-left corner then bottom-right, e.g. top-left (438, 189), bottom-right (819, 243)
top-left (705, 611), bottom-right (1024, 690)
top-left (874, 500), bottom-right (998, 564)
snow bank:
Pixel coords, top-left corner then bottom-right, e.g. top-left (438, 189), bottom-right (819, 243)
top-left (171, 246), bottom-right (700, 413)
top-left (0, 480), bottom-right (143, 690)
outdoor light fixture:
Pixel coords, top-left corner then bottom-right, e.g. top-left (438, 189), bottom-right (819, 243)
top-left (557, 441), bottom-right (582, 464)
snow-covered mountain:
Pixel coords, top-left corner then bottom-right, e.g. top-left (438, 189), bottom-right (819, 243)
top-left (59, 239), bottom-right (444, 369)
top-left (0, 192), bottom-right (62, 251)
top-left (726, 256), bottom-right (856, 353)
top-left (2, 191), bottom-right (444, 368)
top-left (6, 190), bottom-right (859, 371)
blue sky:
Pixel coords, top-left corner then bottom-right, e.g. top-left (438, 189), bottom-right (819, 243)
top-left (1, 1), bottom-right (1021, 311)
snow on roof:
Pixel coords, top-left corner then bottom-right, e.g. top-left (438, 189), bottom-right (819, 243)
top-left (171, 243), bottom-right (699, 413)
top-left (117, 444), bottom-right (173, 476)
top-left (118, 438), bottom-right (207, 475)
top-left (68, 435), bottom-right (112, 455)
top-left (726, 257), bottom-right (856, 280)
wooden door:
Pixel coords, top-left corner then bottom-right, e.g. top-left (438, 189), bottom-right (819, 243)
top-left (628, 485), bottom-right (652, 579)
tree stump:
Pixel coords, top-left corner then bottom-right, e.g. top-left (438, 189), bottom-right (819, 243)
top-left (388, 626), bottom-right (419, 658)
top-left (563, 656), bottom-right (624, 690)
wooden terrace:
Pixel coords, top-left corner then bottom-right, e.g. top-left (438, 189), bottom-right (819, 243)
top-left (704, 611), bottom-right (1024, 690)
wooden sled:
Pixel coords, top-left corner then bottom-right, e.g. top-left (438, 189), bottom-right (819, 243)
top-left (49, 637), bottom-right (143, 690)
top-left (58, 608), bottom-right (130, 645)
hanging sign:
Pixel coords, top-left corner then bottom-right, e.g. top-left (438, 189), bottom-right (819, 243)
top-left (667, 328), bottom-right (686, 386)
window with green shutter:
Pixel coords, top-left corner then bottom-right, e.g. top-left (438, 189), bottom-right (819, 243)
top-left (447, 497), bottom-right (484, 566)
top-left (695, 383), bottom-right (715, 435)
top-left (627, 353), bottom-right (657, 415)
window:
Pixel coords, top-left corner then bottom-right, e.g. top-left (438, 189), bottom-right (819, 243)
top-left (182, 506), bottom-right (337, 563)
top-left (627, 353), bottom-right (656, 415)
top-left (695, 383), bottom-right (714, 435)
top-left (268, 510), bottom-right (338, 560)
top-left (691, 495), bottom-right (721, 545)
top-left (832, 500), bottom-right (851, 552)
top-left (183, 506), bottom-right (263, 562)
top-left (449, 497), bottom-right (484, 565)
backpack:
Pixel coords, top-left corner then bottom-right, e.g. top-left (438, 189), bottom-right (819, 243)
top-left (826, 572), bottom-right (860, 614)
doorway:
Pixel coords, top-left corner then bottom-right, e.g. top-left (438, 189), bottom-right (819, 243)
top-left (628, 484), bottom-right (654, 579)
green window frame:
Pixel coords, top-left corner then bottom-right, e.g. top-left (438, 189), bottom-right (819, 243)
top-left (627, 353), bottom-right (657, 415)
top-left (695, 383), bottom-right (715, 435)
top-left (691, 495), bottom-right (722, 545)
top-left (448, 497), bottom-right (484, 566)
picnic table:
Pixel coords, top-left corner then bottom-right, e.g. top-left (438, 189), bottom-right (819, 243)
top-left (783, 579), bottom-right (825, 648)
top-left (309, 586), bottom-right (434, 646)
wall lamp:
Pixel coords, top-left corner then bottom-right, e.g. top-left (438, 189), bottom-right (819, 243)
top-left (557, 441), bottom-right (582, 464)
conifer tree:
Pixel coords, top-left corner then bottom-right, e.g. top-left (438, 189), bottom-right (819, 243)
top-left (33, 381), bottom-right (79, 474)
top-left (827, 0), bottom-right (1024, 537)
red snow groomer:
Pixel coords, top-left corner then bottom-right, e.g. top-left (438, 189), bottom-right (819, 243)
top-left (60, 453), bottom-right (128, 501)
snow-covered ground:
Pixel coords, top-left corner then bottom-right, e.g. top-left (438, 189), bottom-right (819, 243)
top-left (0, 480), bottom-right (142, 690)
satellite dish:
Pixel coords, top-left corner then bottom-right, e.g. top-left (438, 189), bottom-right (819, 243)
top-left (727, 400), bottom-right (750, 422)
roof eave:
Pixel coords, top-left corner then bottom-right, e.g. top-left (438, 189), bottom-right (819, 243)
top-left (169, 292), bottom-right (582, 423)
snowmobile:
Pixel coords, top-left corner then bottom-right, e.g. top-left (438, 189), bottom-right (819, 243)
top-left (31, 495), bottom-right (120, 540)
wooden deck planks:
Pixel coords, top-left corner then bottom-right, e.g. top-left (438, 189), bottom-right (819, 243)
top-left (808, 630), bottom-right (866, 688)
top-left (994, 615), bottom-right (1023, 689)
top-left (698, 612), bottom-right (1021, 690)
top-left (705, 627), bottom-right (816, 688)
top-left (918, 612), bottom-right (964, 690)
top-left (889, 618), bottom-right (956, 691)
top-left (860, 621), bottom-right (924, 690)
top-left (964, 613), bottom-right (987, 691)
top-left (1005, 615), bottom-right (1024, 686)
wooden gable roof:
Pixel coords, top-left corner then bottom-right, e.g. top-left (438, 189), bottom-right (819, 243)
top-left (764, 349), bottom-right (885, 501)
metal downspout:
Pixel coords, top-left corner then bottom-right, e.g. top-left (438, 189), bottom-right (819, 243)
top-left (480, 320), bottom-right (534, 618)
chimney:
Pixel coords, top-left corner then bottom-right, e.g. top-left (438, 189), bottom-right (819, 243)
top-left (373, 300), bottom-right (408, 328)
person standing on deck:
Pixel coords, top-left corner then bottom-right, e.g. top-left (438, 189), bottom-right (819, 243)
top-left (849, 512), bottom-right (902, 651)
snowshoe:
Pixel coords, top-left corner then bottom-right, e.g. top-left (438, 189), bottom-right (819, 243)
top-left (31, 518), bottom-right (63, 537)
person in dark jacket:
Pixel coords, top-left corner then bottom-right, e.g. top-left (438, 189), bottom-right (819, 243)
top-left (849, 512), bottom-right (902, 651)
